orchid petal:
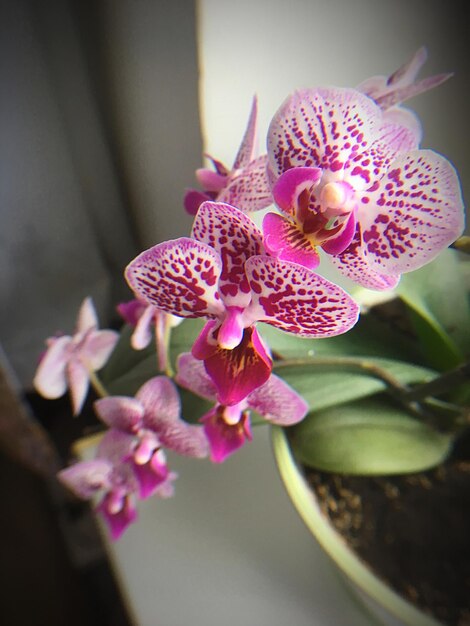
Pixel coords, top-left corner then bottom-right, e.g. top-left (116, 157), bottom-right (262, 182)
top-left (268, 87), bottom-right (381, 178)
top-left (203, 326), bottom-right (272, 405)
top-left (154, 471), bottom-right (178, 498)
top-left (263, 212), bottom-right (320, 269)
top-left (97, 429), bottom-right (138, 467)
top-left (233, 95), bottom-right (258, 169)
top-left (329, 228), bottom-right (400, 290)
top-left (132, 449), bottom-right (169, 499)
top-left (201, 408), bottom-right (252, 463)
top-left (175, 352), bottom-right (218, 400)
top-left (272, 166), bottom-right (322, 217)
top-left (58, 459), bottom-right (113, 499)
top-left (361, 150), bottom-right (465, 275)
top-left (125, 238), bottom-right (225, 319)
top-left (131, 304), bottom-right (155, 350)
top-left (247, 374), bottom-right (308, 425)
top-left (195, 168), bottom-right (227, 192)
top-left (98, 493), bottom-right (137, 541)
top-left (192, 202), bottom-right (265, 307)
top-left (81, 329), bottom-right (119, 370)
top-left (183, 189), bottom-right (212, 216)
top-left (66, 359), bottom-right (90, 415)
top-left (137, 376), bottom-right (208, 458)
top-left (191, 320), bottom-right (219, 360)
top-left (375, 73), bottom-right (452, 111)
top-left (217, 155), bottom-right (273, 213)
top-left (94, 396), bottom-right (145, 433)
top-left (245, 255), bottom-right (360, 337)
top-left (382, 107), bottom-right (422, 146)
top-left (116, 299), bottom-right (146, 326)
top-left (76, 297), bottom-right (99, 333)
top-left (321, 210), bottom-right (357, 255)
top-left (33, 335), bottom-right (71, 399)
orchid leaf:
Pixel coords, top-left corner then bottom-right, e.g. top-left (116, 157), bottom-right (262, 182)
top-left (169, 318), bottom-right (205, 368)
top-left (274, 358), bottom-right (435, 413)
top-left (290, 396), bottom-right (452, 475)
top-left (104, 355), bottom-right (159, 396)
top-left (397, 249), bottom-right (470, 370)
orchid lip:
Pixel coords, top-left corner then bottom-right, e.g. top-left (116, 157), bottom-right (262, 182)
top-left (217, 307), bottom-right (245, 350)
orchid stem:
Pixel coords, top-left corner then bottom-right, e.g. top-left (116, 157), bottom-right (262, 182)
top-left (401, 360), bottom-right (470, 403)
top-left (88, 370), bottom-right (109, 398)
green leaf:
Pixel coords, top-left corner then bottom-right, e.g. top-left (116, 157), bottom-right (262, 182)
top-left (169, 318), bottom-right (205, 369)
top-left (100, 324), bottom-right (155, 386)
top-left (105, 354), bottom-right (159, 396)
top-left (290, 396), bottom-right (452, 475)
top-left (397, 249), bottom-right (470, 369)
top-left (274, 358), bottom-right (435, 412)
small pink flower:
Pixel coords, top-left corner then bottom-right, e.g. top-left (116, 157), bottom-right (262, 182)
top-left (176, 353), bottom-right (308, 462)
top-left (34, 298), bottom-right (119, 415)
top-left (184, 97), bottom-right (272, 215)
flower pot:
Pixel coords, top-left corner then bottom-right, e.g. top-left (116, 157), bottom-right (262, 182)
top-left (272, 426), bottom-right (447, 626)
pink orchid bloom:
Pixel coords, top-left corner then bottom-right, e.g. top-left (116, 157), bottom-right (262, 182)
top-left (265, 87), bottom-right (464, 290)
top-left (59, 429), bottom-right (175, 540)
top-left (94, 376), bottom-right (208, 497)
top-left (117, 298), bottom-right (182, 372)
top-left (184, 96), bottom-right (272, 215)
top-left (34, 298), bottom-right (119, 415)
top-left (125, 201), bottom-right (359, 404)
top-left (176, 353), bottom-right (308, 463)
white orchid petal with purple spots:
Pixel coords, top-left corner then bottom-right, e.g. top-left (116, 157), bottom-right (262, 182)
top-left (125, 238), bottom-right (225, 319)
top-left (382, 107), bottom-right (422, 146)
top-left (192, 202), bottom-right (265, 308)
top-left (360, 150), bottom-right (465, 275)
top-left (175, 352), bottom-right (218, 400)
top-left (58, 459), bottom-right (113, 500)
top-left (247, 374), bottom-right (308, 425)
top-left (33, 335), bottom-right (72, 399)
top-left (217, 155), bottom-right (273, 212)
top-left (94, 396), bottom-right (145, 433)
top-left (268, 87), bottom-right (381, 179)
top-left (233, 95), bottom-right (258, 170)
top-left (245, 255), bottom-right (359, 337)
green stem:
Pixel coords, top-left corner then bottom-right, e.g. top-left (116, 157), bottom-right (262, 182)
top-left (88, 369), bottom-right (109, 398)
top-left (402, 360), bottom-right (470, 403)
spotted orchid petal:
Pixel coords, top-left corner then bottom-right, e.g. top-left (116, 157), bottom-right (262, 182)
top-left (247, 374), bottom-right (308, 426)
top-left (58, 459), bottom-right (113, 500)
top-left (268, 87), bottom-right (381, 179)
top-left (66, 359), bottom-right (90, 415)
top-left (217, 155), bottom-right (273, 212)
top-left (137, 376), bottom-right (208, 458)
top-left (192, 201), bottom-right (265, 308)
top-left (358, 47), bottom-right (452, 110)
top-left (360, 150), bottom-right (465, 275)
top-left (233, 95), bottom-right (258, 169)
top-left (245, 255), bottom-right (360, 337)
top-left (262, 212), bottom-right (320, 269)
top-left (201, 407), bottom-right (252, 463)
top-left (382, 107), bottom-right (422, 146)
top-left (33, 335), bottom-right (72, 399)
top-left (330, 228), bottom-right (400, 291)
top-left (196, 168), bottom-right (227, 192)
top-left (125, 238), bottom-right (225, 319)
top-left (203, 326), bottom-right (272, 406)
top-left (94, 396), bottom-right (145, 433)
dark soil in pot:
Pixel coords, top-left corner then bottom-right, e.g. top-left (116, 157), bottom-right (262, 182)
top-left (303, 458), bottom-right (470, 626)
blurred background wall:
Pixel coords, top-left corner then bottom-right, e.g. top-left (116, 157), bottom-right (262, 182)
top-left (0, 0), bottom-right (468, 388)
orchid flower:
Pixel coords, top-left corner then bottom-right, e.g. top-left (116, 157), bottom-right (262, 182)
top-left (184, 96), bottom-right (272, 215)
top-left (176, 353), bottom-right (308, 462)
top-left (125, 201), bottom-right (359, 405)
top-left (265, 87), bottom-right (464, 290)
top-left (34, 298), bottom-right (119, 414)
top-left (117, 298), bottom-right (182, 372)
top-left (58, 429), bottom-right (174, 540)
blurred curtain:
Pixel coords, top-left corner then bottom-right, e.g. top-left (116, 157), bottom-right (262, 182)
top-left (0, 0), bottom-right (202, 387)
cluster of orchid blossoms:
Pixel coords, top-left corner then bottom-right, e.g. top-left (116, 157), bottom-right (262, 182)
top-left (34, 49), bottom-right (464, 539)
